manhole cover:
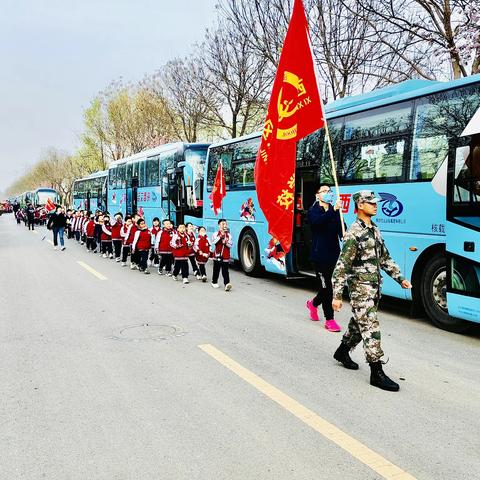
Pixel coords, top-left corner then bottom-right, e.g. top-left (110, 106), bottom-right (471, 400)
top-left (109, 324), bottom-right (184, 342)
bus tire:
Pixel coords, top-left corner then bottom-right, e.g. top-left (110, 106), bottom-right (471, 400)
top-left (420, 254), bottom-right (471, 333)
top-left (239, 230), bottom-right (262, 277)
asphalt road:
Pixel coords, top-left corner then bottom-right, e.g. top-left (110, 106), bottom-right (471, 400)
top-left (1, 215), bottom-right (479, 480)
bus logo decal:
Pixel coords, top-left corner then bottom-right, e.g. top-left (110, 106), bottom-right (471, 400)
top-left (379, 192), bottom-right (404, 217)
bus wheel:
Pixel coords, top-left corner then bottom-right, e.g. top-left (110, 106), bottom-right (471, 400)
top-left (239, 230), bottom-right (262, 277)
top-left (420, 254), bottom-right (471, 333)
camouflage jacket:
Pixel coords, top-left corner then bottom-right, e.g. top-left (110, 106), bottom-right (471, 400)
top-left (332, 218), bottom-right (404, 299)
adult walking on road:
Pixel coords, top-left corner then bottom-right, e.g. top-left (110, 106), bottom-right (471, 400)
top-left (26, 203), bottom-right (35, 230)
top-left (47, 206), bottom-right (67, 251)
top-left (305, 185), bottom-right (344, 332)
top-left (331, 190), bottom-right (412, 392)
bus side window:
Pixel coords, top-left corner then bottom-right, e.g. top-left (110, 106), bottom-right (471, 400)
top-left (126, 163), bottom-right (132, 187)
top-left (207, 146), bottom-right (232, 189)
top-left (109, 167), bottom-right (116, 189)
top-left (146, 157), bottom-right (159, 187)
top-left (138, 160), bottom-right (146, 188)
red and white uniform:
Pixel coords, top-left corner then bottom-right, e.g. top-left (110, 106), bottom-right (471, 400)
top-left (132, 228), bottom-right (151, 252)
top-left (85, 219), bottom-right (95, 238)
top-left (122, 224), bottom-right (137, 246)
top-left (151, 225), bottom-right (160, 246)
top-left (101, 224), bottom-right (113, 242)
top-left (170, 231), bottom-right (190, 259)
top-left (211, 230), bottom-right (233, 261)
top-left (154, 228), bottom-right (174, 254)
top-left (194, 235), bottom-right (211, 264)
top-left (186, 232), bottom-right (196, 257)
top-left (111, 218), bottom-right (123, 241)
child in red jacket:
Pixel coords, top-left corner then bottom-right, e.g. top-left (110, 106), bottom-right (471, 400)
top-left (111, 212), bottom-right (124, 262)
top-left (186, 222), bottom-right (199, 278)
top-left (149, 217), bottom-right (161, 267)
top-left (85, 214), bottom-right (96, 252)
top-left (194, 226), bottom-right (211, 282)
top-left (155, 219), bottom-right (174, 276)
top-left (211, 219), bottom-right (233, 291)
top-left (120, 216), bottom-right (133, 266)
top-left (132, 218), bottom-right (151, 274)
top-left (170, 223), bottom-right (190, 284)
top-left (101, 215), bottom-right (113, 258)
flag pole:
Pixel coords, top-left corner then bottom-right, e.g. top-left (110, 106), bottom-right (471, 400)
top-left (323, 119), bottom-right (346, 237)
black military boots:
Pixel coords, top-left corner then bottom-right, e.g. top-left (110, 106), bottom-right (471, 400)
top-left (369, 361), bottom-right (400, 392)
top-left (333, 342), bottom-right (359, 370)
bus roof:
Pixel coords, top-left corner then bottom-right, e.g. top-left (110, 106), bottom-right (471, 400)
top-left (74, 170), bottom-right (108, 182)
top-left (108, 142), bottom-right (210, 168)
top-left (208, 74), bottom-right (480, 149)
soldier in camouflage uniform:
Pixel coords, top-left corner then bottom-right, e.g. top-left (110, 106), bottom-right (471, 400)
top-left (331, 190), bottom-right (412, 392)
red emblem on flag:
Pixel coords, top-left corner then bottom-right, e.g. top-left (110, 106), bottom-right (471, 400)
top-left (209, 160), bottom-right (226, 215)
top-left (254, 0), bottom-right (325, 253)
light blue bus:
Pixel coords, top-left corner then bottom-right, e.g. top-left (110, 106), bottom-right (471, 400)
top-left (107, 142), bottom-right (209, 227)
top-left (199, 75), bottom-right (480, 332)
top-left (72, 171), bottom-right (108, 212)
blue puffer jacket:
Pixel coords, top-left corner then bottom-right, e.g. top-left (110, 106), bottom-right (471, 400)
top-left (307, 202), bottom-right (344, 267)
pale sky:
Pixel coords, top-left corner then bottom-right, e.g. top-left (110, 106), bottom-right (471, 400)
top-left (0, 0), bottom-right (218, 193)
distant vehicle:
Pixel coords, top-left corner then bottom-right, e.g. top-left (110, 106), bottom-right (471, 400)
top-left (72, 170), bottom-right (108, 212)
top-left (32, 188), bottom-right (60, 207)
top-left (106, 142), bottom-right (209, 226)
top-left (200, 74), bottom-right (480, 332)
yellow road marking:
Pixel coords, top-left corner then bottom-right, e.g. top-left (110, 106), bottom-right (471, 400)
top-left (199, 344), bottom-right (416, 480)
top-left (77, 261), bottom-right (107, 280)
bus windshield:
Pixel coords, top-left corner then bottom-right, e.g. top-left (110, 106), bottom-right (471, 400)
top-left (36, 190), bottom-right (56, 205)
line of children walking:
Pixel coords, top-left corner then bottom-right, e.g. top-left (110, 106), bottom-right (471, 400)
top-left (65, 208), bottom-right (233, 291)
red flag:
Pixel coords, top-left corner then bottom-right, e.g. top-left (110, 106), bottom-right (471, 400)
top-left (254, 0), bottom-right (325, 253)
top-left (209, 160), bottom-right (226, 215)
top-left (45, 198), bottom-right (56, 212)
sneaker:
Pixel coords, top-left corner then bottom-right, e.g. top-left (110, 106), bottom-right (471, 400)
top-left (54, 246), bottom-right (58, 250)
top-left (80, 241), bottom-right (84, 245)
top-left (121, 262), bottom-right (126, 267)
top-left (306, 300), bottom-right (319, 321)
top-left (202, 275), bottom-right (207, 283)
top-left (109, 253), bottom-right (113, 259)
top-left (166, 272), bottom-right (172, 277)
top-left (211, 283), bottom-right (219, 289)
top-left (147, 260), bottom-right (152, 267)
top-left (102, 254), bottom-right (107, 258)
top-left (144, 270), bottom-right (151, 275)
top-left (172, 275), bottom-right (178, 281)
top-left (130, 264), bottom-right (138, 270)
top-left (61, 246), bottom-right (66, 251)
top-left (153, 263), bottom-right (159, 268)
top-left (183, 278), bottom-right (189, 285)
top-left (325, 319), bottom-right (341, 332)
top-left (93, 250), bottom-right (98, 254)
top-left (225, 283), bottom-right (232, 292)
top-left (138, 269), bottom-right (145, 273)
top-left (196, 274), bottom-right (202, 280)
top-left (193, 270), bottom-right (199, 276)
top-left (115, 257), bottom-right (121, 262)
top-left (158, 269), bottom-right (163, 275)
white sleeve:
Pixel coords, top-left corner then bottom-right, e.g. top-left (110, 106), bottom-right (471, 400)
top-left (193, 237), bottom-right (200, 252)
top-left (154, 231), bottom-right (161, 250)
top-left (170, 233), bottom-right (178, 249)
top-left (212, 232), bottom-right (221, 245)
top-left (226, 233), bottom-right (233, 248)
top-left (132, 230), bottom-right (140, 251)
top-left (102, 225), bottom-right (112, 236)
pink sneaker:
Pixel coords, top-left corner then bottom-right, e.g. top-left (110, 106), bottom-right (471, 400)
top-left (306, 300), bottom-right (319, 321)
top-left (325, 319), bottom-right (341, 332)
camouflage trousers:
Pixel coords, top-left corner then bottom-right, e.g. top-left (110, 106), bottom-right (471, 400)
top-left (341, 283), bottom-right (384, 363)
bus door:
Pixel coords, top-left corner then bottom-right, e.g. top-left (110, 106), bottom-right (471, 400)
top-left (86, 190), bottom-right (91, 212)
top-left (294, 167), bottom-right (319, 275)
top-left (446, 128), bottom-right (480, 324)
top-left (126, 177), bottom-right (138, 216)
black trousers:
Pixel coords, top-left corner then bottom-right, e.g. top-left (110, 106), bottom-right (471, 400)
top-left (67, 226), bottom-right (73, 239)
top-left (149, 248), bottom-right (159, 264)
top-left (86, 237), bottom-right (96, 251)
top-left (173, 259), bottom-right (189, 278)
top-left (28, 219), bottom-right (35, 230)
top-left (312, 263), bottom-right (335, 320)
top-left (131, 250), bottom-right (140, 266)
top-left (159, 253), bottom-right (173, 272)
top-left (113, 240), bottom-right (122, 259)
top-left (198, 263), bottom-right (207, 277)
top-left (122, 245), bottom-right (131, 262)
top-left (101, 241), bottom-right (113, 255)
top-left (212, 260), bottom-right (230, 285)
top-left (189, 256), bottom-right (199, 274)
top-left (75, 230), bottom-right (81, 241)
top-left (137, 250), bottom-right (149, 271)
